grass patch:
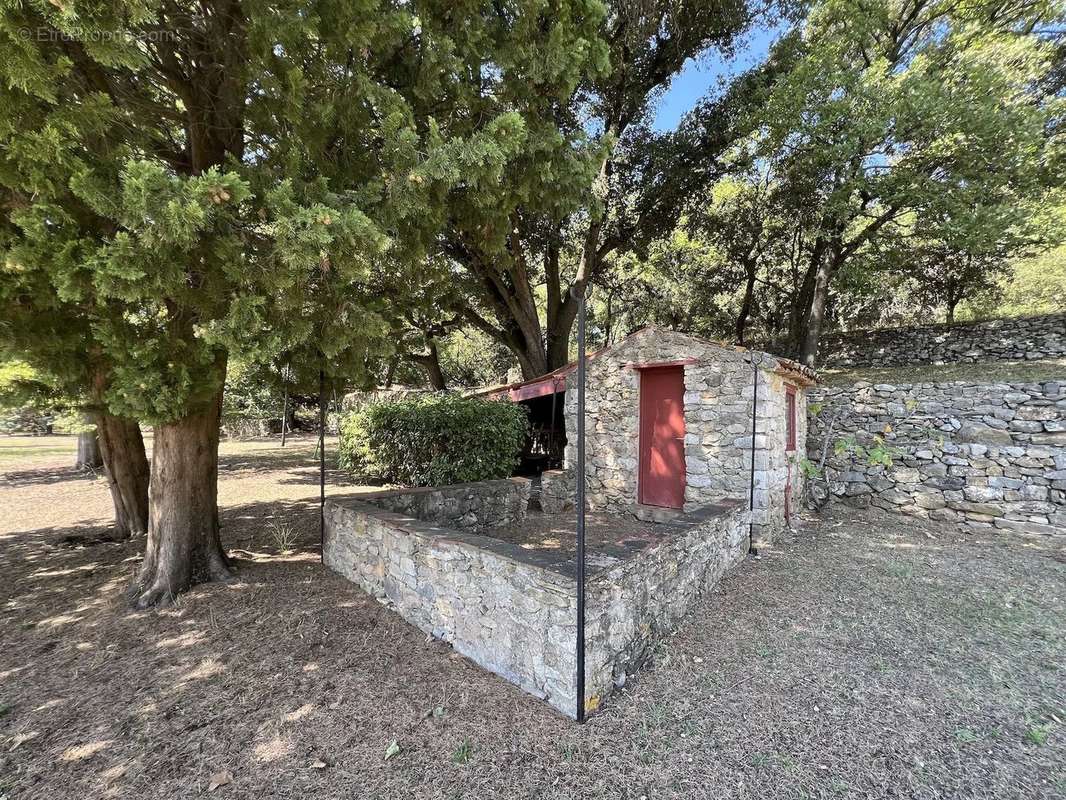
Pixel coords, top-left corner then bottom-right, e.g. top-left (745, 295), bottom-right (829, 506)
top-left (1025, 723), bottom-right (1052, 746)
top-left (885, 562), bottom-right (915, 579)
top-left (0, 444), bottom-right (73, 461)
top-left (818, 358), bottom-right (1066, 387)
top-left (954, 728), bottom-right (980, 744)
top-left (452, 739), bottom-right (474, 765)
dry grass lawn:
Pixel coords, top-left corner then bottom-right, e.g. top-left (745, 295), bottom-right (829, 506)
top-left (1, 434), bottom-right (1064, 799)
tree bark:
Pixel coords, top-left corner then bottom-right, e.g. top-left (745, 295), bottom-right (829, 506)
top-left (75, 415), bottom-right (103, 470)
top-left (407, 337), bottom-right (447, 389)
top-left (736, 262), bottom-right (758, 345)
top-left (89, 366), bottom-right (150, 540)
top-left (788, 235), bottom-right (826, 357)
top-left (799, 252), bottom-right (837, 367)
top-left (130, 381), bottom-right (231, 608)
top-left (96, 410), bottom-right (150, 539)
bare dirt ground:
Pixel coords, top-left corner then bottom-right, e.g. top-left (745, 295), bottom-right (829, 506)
top-left (1, 435), bottom-right (1064, 799)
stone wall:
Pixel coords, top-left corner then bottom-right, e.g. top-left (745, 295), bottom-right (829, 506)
top-left (808, 380), bottom-right (1066, 534)
top-left (323, 482), bottom-right (748, 717)
top-left (324, 492), bottom-right (576, 713)
top-left (359, 478), bottom-right (530, 530)
top-left (584, 500), bottom-right (747, 707)
top-left (539, 469), bottom-right (573, 513)
top-left (821, 313), bottom-right (1066, 368)
top-left (560, 328), bottom-right (809, 539)
top-left (220, 415), bottom-right (281, 439)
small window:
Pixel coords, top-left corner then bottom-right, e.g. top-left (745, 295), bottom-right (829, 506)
top-left (785, 386), bottom-right (797, 452)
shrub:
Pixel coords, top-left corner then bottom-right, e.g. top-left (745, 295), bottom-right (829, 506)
top-left (338, 394), bottom-right (529, 486)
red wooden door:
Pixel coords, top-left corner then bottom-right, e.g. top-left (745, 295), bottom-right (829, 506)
top-left (638, 366), bottom-right (686, 509)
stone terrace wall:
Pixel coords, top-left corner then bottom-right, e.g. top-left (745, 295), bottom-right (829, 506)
top-left (821, 313), bottom-right (1066, 368)
top-left (359, 478), bottom-right (530, 530)
top-left (324, 492), bottom-right (577, 714)
top-left (584, 500), bottom-right (747, 708)
top-left (324, 483), bottom-right (748, 718)
top-left (808, 380), bottom-right (1066, 534)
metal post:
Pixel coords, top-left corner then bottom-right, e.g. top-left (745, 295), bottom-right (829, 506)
top-left (575, 289), bottom-right (587, 723)
top-left (280, 388), bottom-right (289, 447)
top-left (319, 366), bottom-right (326, 562)
top-left (748, 357), bottom-right (759, 555)
top-left (549, 380), bottom-right (558, 466)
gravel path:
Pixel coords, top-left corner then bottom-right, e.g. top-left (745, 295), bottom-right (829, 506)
top-left (1, 438), bottom-right (1063, 799)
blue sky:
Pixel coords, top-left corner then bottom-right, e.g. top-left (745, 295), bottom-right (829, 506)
top-left (651, 23), bottom-right (786, 132)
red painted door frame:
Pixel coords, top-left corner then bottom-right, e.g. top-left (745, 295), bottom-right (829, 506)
top-left (638, 366), bottom-right (686, 509)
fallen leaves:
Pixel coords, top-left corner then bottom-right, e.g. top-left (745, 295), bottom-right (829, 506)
top-left (383, 740), bottom-right (400, 761)
top-left (8, 731), bottom-right (38, 751)
top-left (208, 770), bottom-right (232, 792)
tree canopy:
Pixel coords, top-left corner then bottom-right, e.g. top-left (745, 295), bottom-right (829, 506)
top-left (0, 0), bottom-right (612, 604)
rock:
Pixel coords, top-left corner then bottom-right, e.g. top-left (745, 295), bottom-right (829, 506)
top-left (963, 486), bottom-right (1004, 503)
top-left (1009, 420), bottom-right (1043, 433)
top-left (993, 518), bottom-right (1058, 535)
top-left (956, 422), bottom-right (1014, 446)
top-left (925, 476), bottom-right (966, 492)
top-left (913, 492), bottom-right (946, 510)
top-left (947, 500), bottom-right (1005, 517)
top-left (1030, 432), bottom-right (1066, 446)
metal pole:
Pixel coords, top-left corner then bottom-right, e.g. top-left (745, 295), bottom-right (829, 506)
top-left (319, 366), bottom-right (326, 562)
top-left (280, 388), bottom-right (289, 447)
top-left (549, 380), bottom-right (558, 466)
top-left (748, 357), bottom-right (759, 555)
top-left (575, 289), bottom-right (587, 723)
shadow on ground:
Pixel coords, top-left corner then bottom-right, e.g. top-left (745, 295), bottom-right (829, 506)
top-left (1, 443), bottom-right (1064, 800)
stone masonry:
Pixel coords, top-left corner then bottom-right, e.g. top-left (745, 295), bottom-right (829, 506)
top-left (354, 478), bottom-right (530, 530)
top-left (559, 328), bottom-right (810, 541)
top-left (808, 380), bottom-right (1066, 534)
top-left (323, 478), bottom-right (748, 717)
top-left (820, 313), bottom-right (1066, 369)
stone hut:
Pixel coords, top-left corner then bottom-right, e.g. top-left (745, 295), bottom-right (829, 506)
top-left (492, 328), bottom-right (816, 544)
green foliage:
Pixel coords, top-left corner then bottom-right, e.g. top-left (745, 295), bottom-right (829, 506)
top-left (795, 456), bottom-right (821, 479)
top-left (649, 0), bottom-right (1066, 354)
top-left (452, 739), bottom-right (474, 765)
top-left (0, 1), bottom-right (611, 427)
top-left (0, 359), bottom-right (73, 433)
top-left (1025, 723), bottom-right (1052, 746)
top-left (833, 433), bottom-right (900, 467)
top-left (0, 360), bottom-right (52, 408)
top-left (436, 329), bottom-right (514, 388)
top-left (963, 242), bottom-right (1066, 320)
top-left (223, 358), bottom-right (290, 420)
top-left (338, 395), bottom-right (529, 486)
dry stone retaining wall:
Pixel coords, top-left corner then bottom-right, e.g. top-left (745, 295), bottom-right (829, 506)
top-left (357, 478), bottom-right (530, 530)
top-left (323, 480), bottom-right (747, 717)
top-left (820, 313), bottom-right (1066, 368)
top-left (808, 380), bottom-right (1066, 534)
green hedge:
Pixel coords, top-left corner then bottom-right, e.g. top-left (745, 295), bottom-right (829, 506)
top-left (338, 394), bottom-right (529, 486)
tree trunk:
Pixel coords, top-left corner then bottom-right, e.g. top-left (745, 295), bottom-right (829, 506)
top-left (409, 337), bottom-right (447, 389)
top-left (131, 383), bottom-right (231, 608)
top-left (75, 415), bottom-right (103, 470)
top-left (799, 255), bottom-right (836, 367)
top-left (736, 264), bottom-right (757, 345)
top-left (788, 237), bottom-right (825, 357)
top-left (89, 365), bottom-right (150, 540)
top-left (96, 411), bottom-right (150, 540)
